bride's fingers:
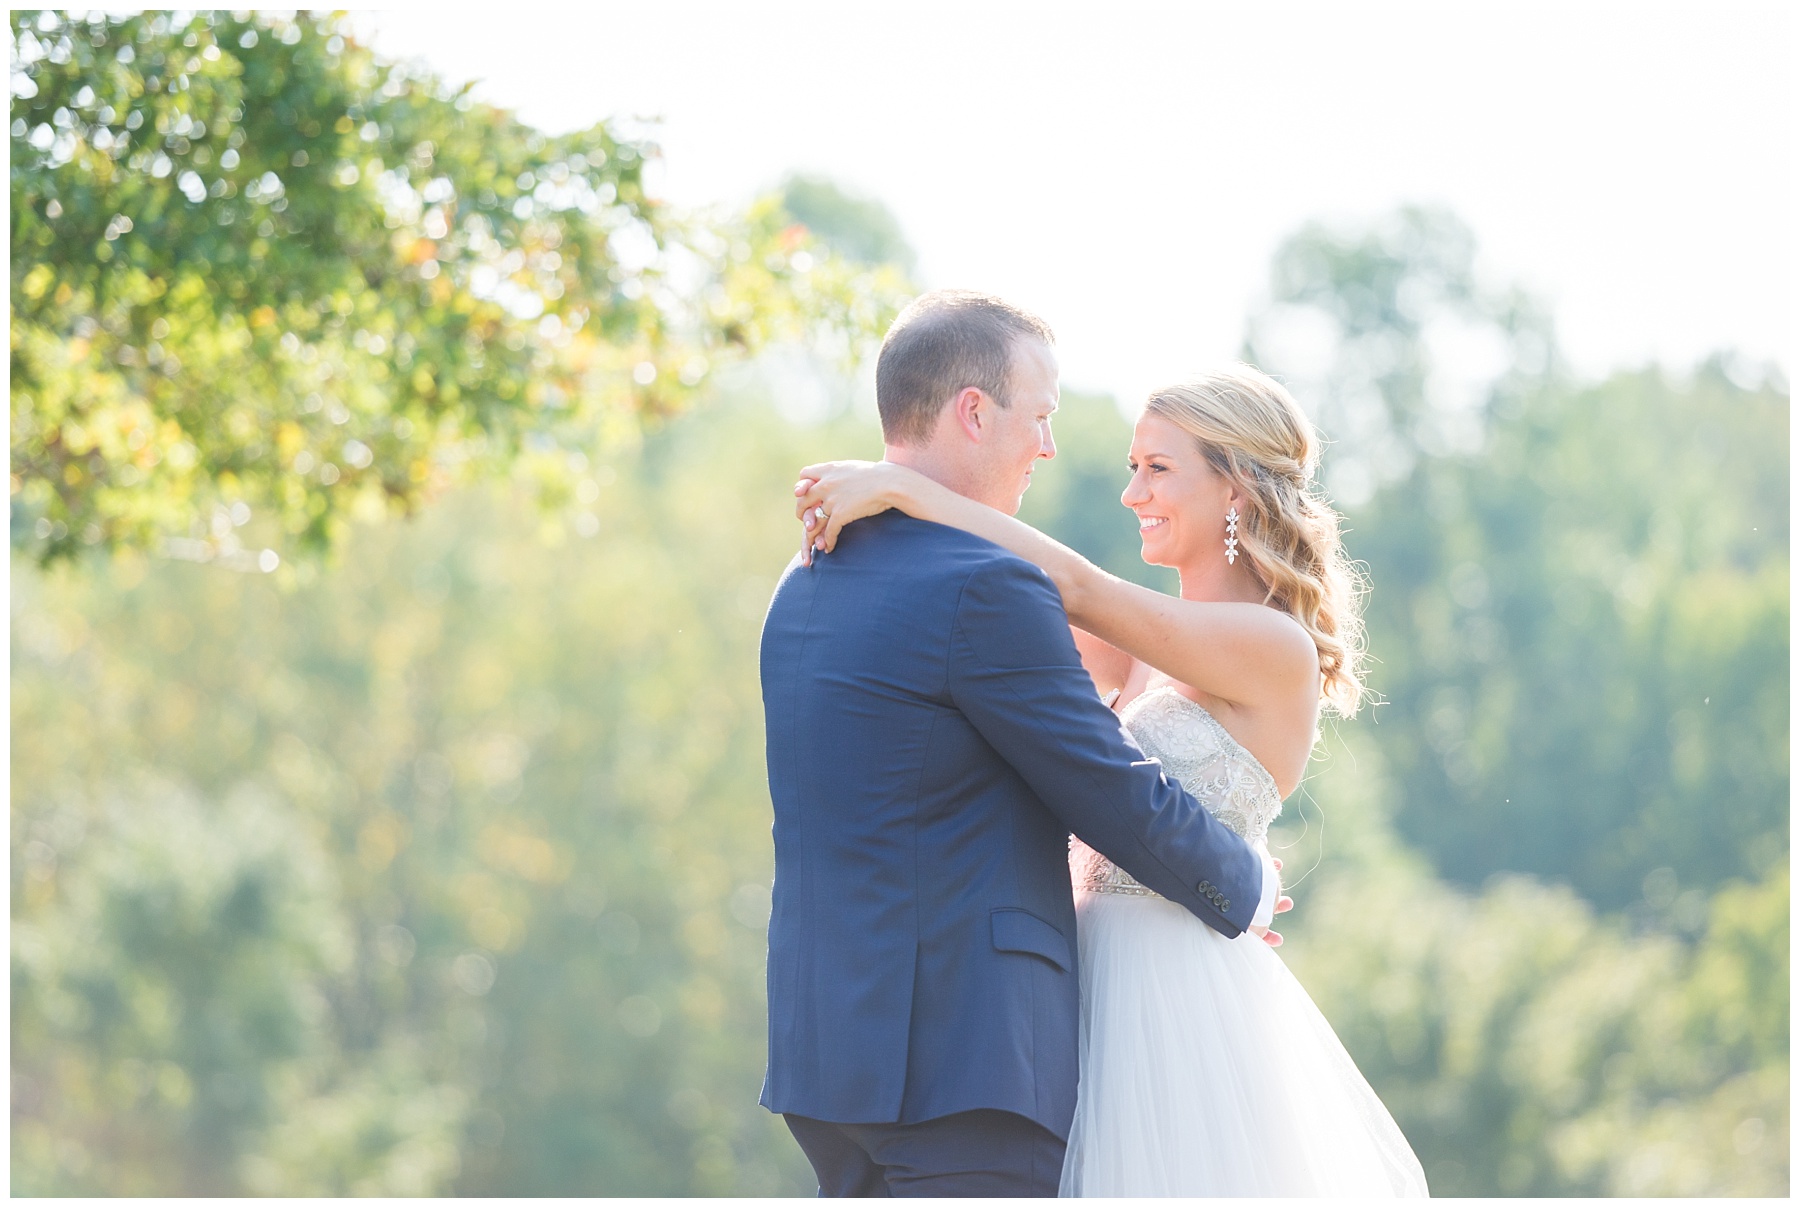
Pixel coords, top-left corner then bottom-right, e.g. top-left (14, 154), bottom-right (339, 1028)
top-left (811, 504), bottom-right (838, 554)
top-left (799, 482), bottom-right (882, 556)
top-left (820, 505), bottom-right (850, 553)
top-left (798, 462), bottom-right (847, 483)
top-left (1275, 895), bottom-right (1294, 915)
top-left (800, 459), bottom-right (865, 476)
top-left (1261, 929), bottom-right (1283, 948)
top-left (1272, 857), bottom-right (1283, 872)
top-left (799, 504), bottom-right (829, 566)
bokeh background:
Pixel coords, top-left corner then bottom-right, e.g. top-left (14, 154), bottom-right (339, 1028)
top-left (10, 8), bottom-right (1788, 1196)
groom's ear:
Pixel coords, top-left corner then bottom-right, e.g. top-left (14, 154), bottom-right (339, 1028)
top-left (952, 386), bottom-right (991, 443)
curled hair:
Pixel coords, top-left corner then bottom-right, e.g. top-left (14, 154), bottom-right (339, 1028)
top-left (1144, 364), bottom-right (1369, 716)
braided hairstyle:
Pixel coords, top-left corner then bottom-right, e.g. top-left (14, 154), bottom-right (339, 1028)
top-left (1144, 364), bottom-right (1369, 716)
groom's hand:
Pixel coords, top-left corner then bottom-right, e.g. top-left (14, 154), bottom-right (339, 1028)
top-left (1249, 856), bottom-right (1293, 947)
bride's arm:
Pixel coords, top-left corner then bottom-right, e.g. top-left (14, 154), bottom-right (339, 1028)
top-left (796, 460), bottom-right (1318, 708)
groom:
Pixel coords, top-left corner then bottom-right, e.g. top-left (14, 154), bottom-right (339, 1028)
top-left (758, 290), bottom-right (1279, 1196)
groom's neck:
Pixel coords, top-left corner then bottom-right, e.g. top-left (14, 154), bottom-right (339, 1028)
top-left (884, 443), bottom-right (986, 507)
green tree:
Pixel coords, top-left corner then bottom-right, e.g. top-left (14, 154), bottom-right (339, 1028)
top-left (11, 392), bottom-right (886, 1195)
top-left (1277, 743), bottom-right (1788, 1196)
top-left (10, 10), bottom-right (908, 565)
top-left (17, 377), bottom-right (1786, 1196)
top-left (779, 174), bottom-right (915, 274)
top-left (1246, 210), bottom-right (1788, 907)
top-left (14, 152), bottom-right (1788, 1199)
top-left (1348, 362), bottom-right (1787, 906)
top-left (1244, 205), bottom-right (1555, 505)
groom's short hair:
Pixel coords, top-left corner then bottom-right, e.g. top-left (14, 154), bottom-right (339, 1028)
top-left (876, 289), bottom-right (1055, 446)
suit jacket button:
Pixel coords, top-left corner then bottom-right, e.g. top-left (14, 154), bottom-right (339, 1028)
top-left (1221, 899), bottom-right (1231, 911)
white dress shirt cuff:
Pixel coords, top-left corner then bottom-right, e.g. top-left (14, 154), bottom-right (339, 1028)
top-left (1250, 846), bottom-right (1279, 929)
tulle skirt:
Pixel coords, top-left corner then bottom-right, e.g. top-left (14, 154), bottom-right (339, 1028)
top-left (1058, 889), bottom-right (1429, 1197)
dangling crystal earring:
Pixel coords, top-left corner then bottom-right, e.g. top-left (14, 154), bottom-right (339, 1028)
top-left (1224, 507), bottom-right (1240, 565)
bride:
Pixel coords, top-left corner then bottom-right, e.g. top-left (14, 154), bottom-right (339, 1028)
top-left (793, 364), bottom-right (1429, 1197)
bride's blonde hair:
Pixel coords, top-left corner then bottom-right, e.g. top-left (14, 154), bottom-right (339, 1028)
top-left (1144, 364), bottom-right (1369, 716)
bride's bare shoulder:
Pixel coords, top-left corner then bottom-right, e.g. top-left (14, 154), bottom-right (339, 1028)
top-left (1260, 606), bottom-right (1324, 679)
top-left (1162, 594), bottom-right (1321, 686)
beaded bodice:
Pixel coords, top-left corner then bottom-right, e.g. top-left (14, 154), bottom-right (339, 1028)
top-left (1072, 687), bottom-right (1284, 898)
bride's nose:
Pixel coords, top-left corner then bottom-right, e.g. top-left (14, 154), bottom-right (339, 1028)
top-left (1121, 468), bottom-right (1151, 508)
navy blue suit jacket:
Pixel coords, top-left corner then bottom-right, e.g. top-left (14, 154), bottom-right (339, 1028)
top-left (758, 512), bottom-right (1263, 1140)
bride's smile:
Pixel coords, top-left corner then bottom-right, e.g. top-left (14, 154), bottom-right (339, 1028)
top-left (1124, 412), bottom-right (1241, 580)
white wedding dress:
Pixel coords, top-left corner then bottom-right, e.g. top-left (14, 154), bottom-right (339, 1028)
top-left (1060, 687), bottom-right (1429, 1197)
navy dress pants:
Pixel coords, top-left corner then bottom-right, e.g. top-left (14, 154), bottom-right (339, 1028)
top-left (784, 1109), bottom-right (1066, 1197)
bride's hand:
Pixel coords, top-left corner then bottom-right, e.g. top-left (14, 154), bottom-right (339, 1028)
top-left (1249, 855), bottom-right (1293, 947)
top-left (792, 460), bottom-right (923, 566)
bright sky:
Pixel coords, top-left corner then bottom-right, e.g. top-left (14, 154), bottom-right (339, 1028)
top-left (356, 3), bottom-right (1791, 403)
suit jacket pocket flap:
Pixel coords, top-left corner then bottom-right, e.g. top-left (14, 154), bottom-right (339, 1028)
top-left (990, 907), bottom-right (1071, 972)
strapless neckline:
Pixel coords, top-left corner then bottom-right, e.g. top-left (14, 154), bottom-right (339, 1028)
top-left (1072, 683), bottom-right (1285, 899)
top-left (1122, 685), bottom-right (1281, 804)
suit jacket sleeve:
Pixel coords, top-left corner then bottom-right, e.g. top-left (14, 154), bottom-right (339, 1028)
top-left (947, 554), bottom-right (1264, 936)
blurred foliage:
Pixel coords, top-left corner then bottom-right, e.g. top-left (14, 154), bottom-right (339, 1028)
top-left (779, 174), bottom-right (915, 274)
top-left (1247, 210), bottom-right (1788, 909)
top-left (1240, 209), bottom-right (1788, 1195)
top-left (1244, 206), bottom-right (1556, 504)
top-left (1277, 745), bottom-right (1787, 1196)
top-left (13, 362), bottom-right (1786, 1195)
top-left (9, 9), bottom-right (909, 565)
top-left (12, 390), bottom-right (882, 1195)
top-left (8, 39), bottom-right (1788, 1191)
top-left (1349, 363), bottom-right (1787, 907)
